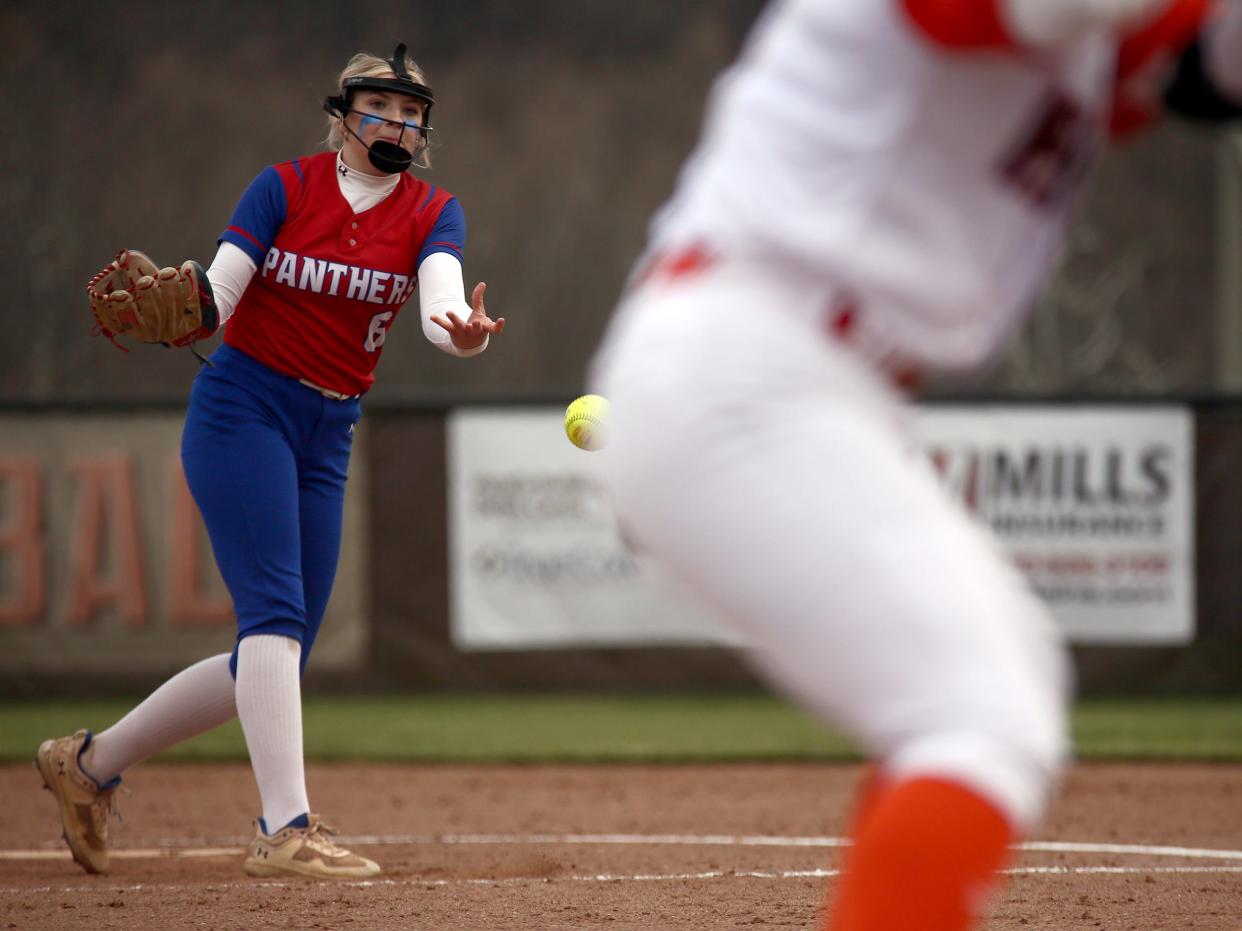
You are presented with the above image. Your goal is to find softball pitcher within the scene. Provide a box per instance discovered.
[590,2,1242,929]
[37,43,504,881]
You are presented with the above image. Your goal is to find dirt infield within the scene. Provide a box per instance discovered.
[3,761,1240,930]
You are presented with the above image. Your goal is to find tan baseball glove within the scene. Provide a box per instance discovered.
[86,249,218,350]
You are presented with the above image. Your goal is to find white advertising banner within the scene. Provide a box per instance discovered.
[912,406,1194,645]
[448,405,1195,649]
[447,409,735,650]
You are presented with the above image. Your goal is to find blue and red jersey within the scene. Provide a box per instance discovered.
[220,150,465,395]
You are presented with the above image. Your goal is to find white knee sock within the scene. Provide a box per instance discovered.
[234,634,310,833]
[79,653,237,785]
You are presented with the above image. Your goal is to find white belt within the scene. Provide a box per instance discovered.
[298,378,358,401]
[636,244,923,395]
[823,297,922,394]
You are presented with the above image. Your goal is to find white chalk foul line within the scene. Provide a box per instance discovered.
[359,834,1242,862]
[4,833,1242,862]
[7,834,1242,873]
[0,847,245,861]
[5,864,1242,897]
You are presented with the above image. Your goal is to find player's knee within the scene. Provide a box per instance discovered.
[237,616,306,643]
[886,709,1069,833]
[232,621,306,675]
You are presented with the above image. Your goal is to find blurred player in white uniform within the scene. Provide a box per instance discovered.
[590,2,1242,928]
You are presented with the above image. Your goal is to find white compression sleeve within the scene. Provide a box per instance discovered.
[1204,1,1242,102]
[205,241,258,327]
[418,251,488,357]
[1002,0,1173,45]
[78,654,237,784]
[235,634,309,833]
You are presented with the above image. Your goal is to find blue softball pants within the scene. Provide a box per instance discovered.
[181,343,360,677]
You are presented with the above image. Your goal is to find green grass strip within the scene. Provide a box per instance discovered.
[3,694,1240,764]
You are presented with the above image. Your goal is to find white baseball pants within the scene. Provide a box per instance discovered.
[590,255,1072,830]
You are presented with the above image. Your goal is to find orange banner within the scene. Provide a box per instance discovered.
[0,414,367,673]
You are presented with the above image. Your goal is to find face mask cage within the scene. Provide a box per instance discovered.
[340,107,430,149]
[321,43,437,172]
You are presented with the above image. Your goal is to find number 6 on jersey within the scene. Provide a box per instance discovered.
[364,311,395,351]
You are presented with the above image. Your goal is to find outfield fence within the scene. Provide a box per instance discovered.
[1,397,1239,696]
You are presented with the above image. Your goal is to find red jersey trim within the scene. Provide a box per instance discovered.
[899,0,1015,48]
[274,160,309,214]
[1111,0,1211,136]
[1119,0,1210,78]
[227,225,264,250]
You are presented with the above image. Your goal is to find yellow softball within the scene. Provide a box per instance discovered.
[564,394,610,451]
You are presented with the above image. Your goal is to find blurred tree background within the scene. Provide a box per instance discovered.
[2,0,1238,404]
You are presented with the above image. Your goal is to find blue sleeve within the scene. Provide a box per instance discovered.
[416,196,466,267]
[218,166,288,266]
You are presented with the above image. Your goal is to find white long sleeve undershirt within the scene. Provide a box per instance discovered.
[1002,0,1242,105]
[204,242,253,326]
[205,151,483,357]
[417,251,487,357]
[1002,0,1176,45]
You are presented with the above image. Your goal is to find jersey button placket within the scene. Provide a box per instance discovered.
[343,220,360,249]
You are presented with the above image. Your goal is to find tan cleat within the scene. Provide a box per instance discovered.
[242,814,381,880]
[35,730,122,875]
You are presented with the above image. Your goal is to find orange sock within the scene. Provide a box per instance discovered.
[826,777,1015,931]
